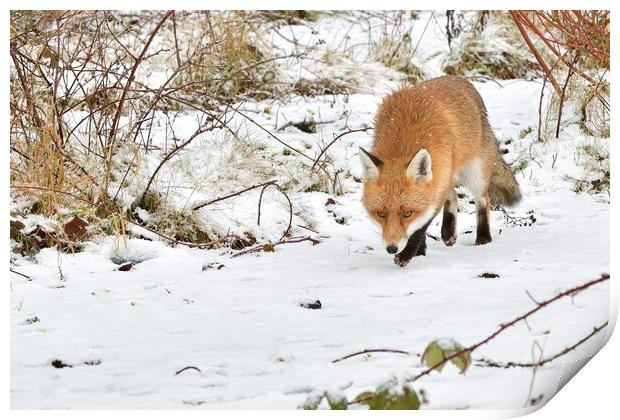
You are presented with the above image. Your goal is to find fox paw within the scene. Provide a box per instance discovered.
[393,254,411,267]
[442,236,457,247]
[475,236,492,246]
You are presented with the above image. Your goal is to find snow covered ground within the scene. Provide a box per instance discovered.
[10,12,610,410]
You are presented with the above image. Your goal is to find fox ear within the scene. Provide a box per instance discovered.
[407,148,432,183]
[359,147,382,181]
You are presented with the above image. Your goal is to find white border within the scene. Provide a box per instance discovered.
[3,2,616,419]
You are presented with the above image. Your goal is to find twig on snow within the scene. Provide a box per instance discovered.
[175,366,202,375]
[332,348,415,364]
[10,268,32,280]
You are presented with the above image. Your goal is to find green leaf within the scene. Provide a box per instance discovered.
[300,393,323,410]
[301,390,348,410]
[421,338,472,374]
[354,391,375,406]
[356,378,420,410]
[451,347,472,374]
[421,341,447,372]
[326,392,348,410]
[370,385,420,410]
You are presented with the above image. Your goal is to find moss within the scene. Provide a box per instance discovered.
[573,142,609,194]
[303,182,323,193]
[518,126,533,139]
[138,190,161,213]
[293,119,317,134]
[512,158,530,173]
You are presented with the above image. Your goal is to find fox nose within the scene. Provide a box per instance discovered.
[386,245,398,254]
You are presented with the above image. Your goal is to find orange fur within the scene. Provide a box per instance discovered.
[361,75,521,252]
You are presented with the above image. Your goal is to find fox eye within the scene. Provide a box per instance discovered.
[377,211,386,219]
[403,210,413,218]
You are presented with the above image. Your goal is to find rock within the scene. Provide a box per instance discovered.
[51,359,72,369]
[300,299,322,310]
[118,261,133,271]
[202,262,225,271]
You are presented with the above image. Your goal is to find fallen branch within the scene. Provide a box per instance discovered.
[125,219,241,250]
[231,235,319,258]
[192,180,276,211]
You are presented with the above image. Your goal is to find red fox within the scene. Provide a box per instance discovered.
[360,75,521,267]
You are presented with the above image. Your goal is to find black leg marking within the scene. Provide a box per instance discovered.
[475,199,492,246]
[441,189,458,246]
[441,201,457,246]
[394,222,430,267]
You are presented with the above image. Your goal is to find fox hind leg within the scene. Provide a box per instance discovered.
[441,188,458,246]
[475,191,492,245]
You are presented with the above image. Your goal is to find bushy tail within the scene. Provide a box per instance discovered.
[489,154,522,207]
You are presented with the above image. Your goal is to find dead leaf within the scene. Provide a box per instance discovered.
[64,216,88,240]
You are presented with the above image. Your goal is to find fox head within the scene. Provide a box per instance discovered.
[359,147,436,254]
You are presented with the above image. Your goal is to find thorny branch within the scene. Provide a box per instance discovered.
[408,274,609,383]
[475,321,608,369]
[332,318,608,369]
[330,274,611,391]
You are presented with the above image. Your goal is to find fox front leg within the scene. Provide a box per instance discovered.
[394,223,429,267]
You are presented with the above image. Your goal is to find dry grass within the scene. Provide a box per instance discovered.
[369,11,425,84]
[443,12,538,80]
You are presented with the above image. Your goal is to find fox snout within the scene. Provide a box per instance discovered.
[382,225,408,254]
[386,245,398,254]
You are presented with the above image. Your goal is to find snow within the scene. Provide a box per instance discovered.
[10,12,609,410]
